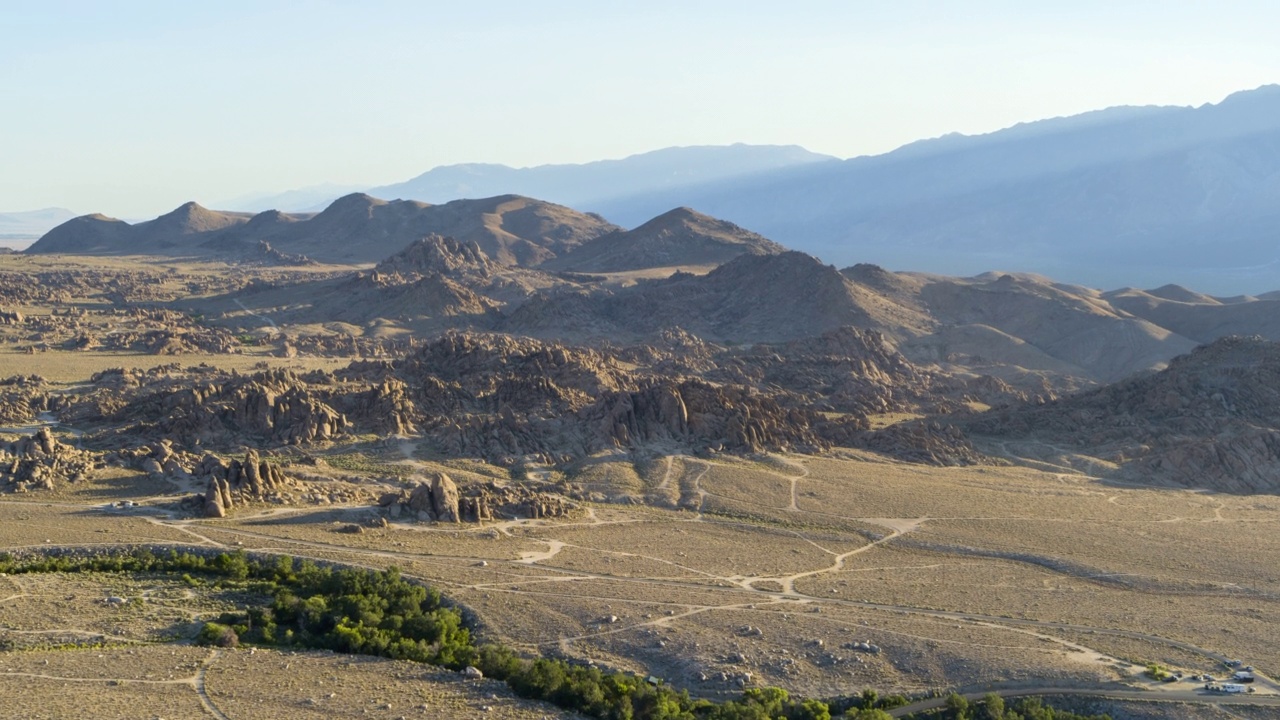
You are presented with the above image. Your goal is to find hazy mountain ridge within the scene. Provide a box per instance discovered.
[0,208,78,246]
[232,144,836,213]
[586,85,1280,294]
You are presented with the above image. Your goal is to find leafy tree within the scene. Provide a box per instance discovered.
[860,689,878,709]
[944,692,972,720]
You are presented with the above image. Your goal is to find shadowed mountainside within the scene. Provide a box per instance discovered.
[964,335,1280,492]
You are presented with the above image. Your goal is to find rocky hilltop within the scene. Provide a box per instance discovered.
[31,203,255,255]
[966,335,1280,492]
[506,251,898,344]
[543,207,786,272]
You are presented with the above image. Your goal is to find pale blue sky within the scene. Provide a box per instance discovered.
[3,0,1279,217]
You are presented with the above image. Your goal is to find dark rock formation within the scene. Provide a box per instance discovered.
[193,451,294,517]
[431,472,461,522]
[380,477,568,524]
[375,235,494,277]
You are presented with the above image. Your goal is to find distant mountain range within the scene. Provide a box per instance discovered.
[228,144,836,213]
[26,84,1280,293]
[215,87,1280,293]
[585,85,1280,295]
[0,208,76,247]
[29,183,1280,396]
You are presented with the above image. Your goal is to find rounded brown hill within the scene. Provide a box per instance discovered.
[543,206,786,272]
[28,202,254,255]
[506,251,896,343]
[27,194,617,266]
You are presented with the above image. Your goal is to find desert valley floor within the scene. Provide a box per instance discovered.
[4,439,1280,718]
[4,227,1280,719]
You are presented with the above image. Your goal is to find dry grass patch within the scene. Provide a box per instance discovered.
[0,573,255,648]
[206,648,570,719]
[0,504,199,548]
[0,349,349,384]
[698,463,794,511]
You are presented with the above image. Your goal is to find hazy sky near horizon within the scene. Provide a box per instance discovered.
[3,0,1280,218]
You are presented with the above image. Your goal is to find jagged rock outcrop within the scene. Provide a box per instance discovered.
[31,327,968,472]
[193,451,293,517]
[713,327,958,416]
[407,483,434,519]
[600,384,690,445]
[380,478,569,523]
[0,375,51,425]
[431,472,461,522]
[349,379,417,435]
[375,235,494,277]
[104,369,351,448]
[0,428,97,492]
[251,240,314,267]
[225,382,347,445]
[0,309,23,325]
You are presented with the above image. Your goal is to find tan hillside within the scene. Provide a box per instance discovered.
[506,251,916,344]
[914,273,1197,383]
[967,335,1280,492]
[1104,285,1280,344]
